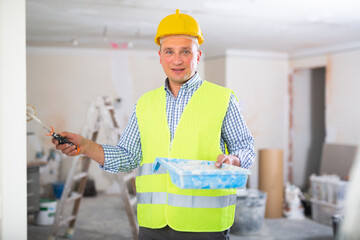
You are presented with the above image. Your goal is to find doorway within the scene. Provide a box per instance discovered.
[289,67,326,190]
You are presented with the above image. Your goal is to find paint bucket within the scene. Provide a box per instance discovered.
[35,199,57,225]
[231,189,267,236]
[53,181,64,199]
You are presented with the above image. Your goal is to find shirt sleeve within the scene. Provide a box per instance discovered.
[221,93,255,169]
[99,105,142,173]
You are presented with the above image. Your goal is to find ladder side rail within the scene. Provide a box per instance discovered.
[117,173,139,240]
[67,125,100,230]
[50,155,81,237]
[65,99,102,234]
[50,99,101,239]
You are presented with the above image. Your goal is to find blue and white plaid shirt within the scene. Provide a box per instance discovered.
[100,72,255,173]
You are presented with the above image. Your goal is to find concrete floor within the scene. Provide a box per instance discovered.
[28,194,334,240]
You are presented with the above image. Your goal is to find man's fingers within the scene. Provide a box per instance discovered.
[50,131,82,157]
[70,147,80,156]
[55,144,75,156]
[215,154,229,168]
[55,143,66,151]
[51,138,59,145]
[62,145,77,155]
[61,145,71,153]
[215,154,241,168]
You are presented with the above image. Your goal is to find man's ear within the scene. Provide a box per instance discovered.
[197,50,202,63]
[158,50,161,64]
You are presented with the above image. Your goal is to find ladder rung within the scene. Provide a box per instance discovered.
[129,196,137,207]
[73,172,88,181]
[59,215,76,226]
[66,192,82,204]
[122,173,136,183]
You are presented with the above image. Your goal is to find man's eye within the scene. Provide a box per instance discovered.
[183,50,191,54]
[165,51,173,54]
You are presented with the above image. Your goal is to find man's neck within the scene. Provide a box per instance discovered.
[167,73,197,98]
[168,80,185,98]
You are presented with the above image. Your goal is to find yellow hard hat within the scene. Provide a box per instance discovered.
[154,9,204,46]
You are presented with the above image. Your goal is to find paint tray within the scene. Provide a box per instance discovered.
[152,158,251,189]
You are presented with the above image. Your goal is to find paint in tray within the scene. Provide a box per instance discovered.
[152,158,251,189]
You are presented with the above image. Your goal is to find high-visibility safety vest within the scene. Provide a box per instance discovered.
[135,80,237,232]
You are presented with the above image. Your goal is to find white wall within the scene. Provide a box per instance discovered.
[225,50,289,188]
[129,52,166,102]
[204,57,226,86]
[290,50,360,145]
[326,51,360,144]
[0,0,27,239]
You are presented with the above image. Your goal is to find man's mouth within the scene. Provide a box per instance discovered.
[172,68,185,73]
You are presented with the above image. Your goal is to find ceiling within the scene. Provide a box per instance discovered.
[26,0,360,57]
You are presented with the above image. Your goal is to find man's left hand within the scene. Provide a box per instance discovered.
[215,154,241,168]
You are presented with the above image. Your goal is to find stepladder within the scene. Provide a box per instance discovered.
[49,96,138,240]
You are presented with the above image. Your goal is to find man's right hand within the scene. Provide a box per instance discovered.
[51,131,105,166]
[51,132,87,157]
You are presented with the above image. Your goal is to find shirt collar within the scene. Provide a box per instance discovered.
[164,72,202,94]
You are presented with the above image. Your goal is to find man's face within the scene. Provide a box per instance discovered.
[158,37,201,85]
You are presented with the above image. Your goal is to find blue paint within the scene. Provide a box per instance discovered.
[152,158,251,189]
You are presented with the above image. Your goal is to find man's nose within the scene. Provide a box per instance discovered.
[173,53,183,64]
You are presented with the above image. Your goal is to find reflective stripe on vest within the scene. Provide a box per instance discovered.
[137,192,236,208]
[137,192,167,204]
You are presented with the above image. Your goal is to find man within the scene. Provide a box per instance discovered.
[53,9,255,240]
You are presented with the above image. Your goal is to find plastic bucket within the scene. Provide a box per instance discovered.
[35,199,57,225]
[231,189,267,236]
[53,181,64,199]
